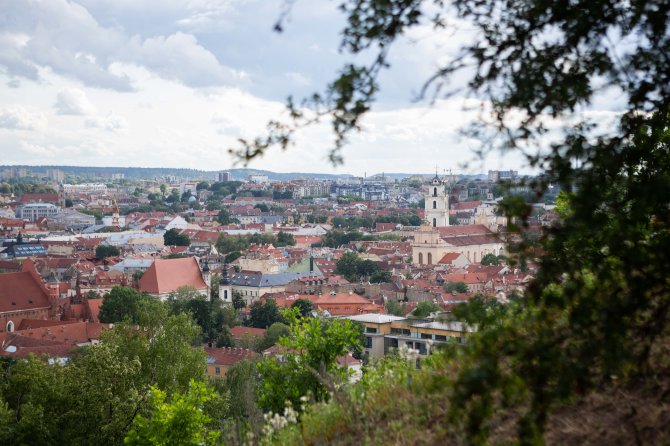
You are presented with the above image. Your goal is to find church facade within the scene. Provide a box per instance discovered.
[411,175,506,265]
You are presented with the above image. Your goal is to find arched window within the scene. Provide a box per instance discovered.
[432,200,437,209]
[223,290,228,300]
[432,218,437,227]
[418,253,423,264]
[433,187,437,196]
[6,321,14,332]
[427,253,432,265]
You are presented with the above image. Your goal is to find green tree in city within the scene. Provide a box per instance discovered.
[443,281,469,294]
[247,299,283,329]
[413,301,441,318]
[291,298,314,318]
[163,228,190,246]
[256,308,362,413]
[480,253,500,266]
[125,380,221,446]
[95,244,120,259]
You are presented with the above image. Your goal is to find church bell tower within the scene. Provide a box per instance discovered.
[424,174,449,227]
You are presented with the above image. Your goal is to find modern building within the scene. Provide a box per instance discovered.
[16,203,60,221]
[488,170,519,182]
[346,314,475,362]
[218,171,231,182]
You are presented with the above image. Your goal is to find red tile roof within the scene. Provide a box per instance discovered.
[0,262,52,314]
[203,346,258,366]
[230,326,267,339]
[138,257,207,295]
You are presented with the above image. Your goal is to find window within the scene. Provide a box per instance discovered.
[364,336,373,348]
[365,327,378,334]
[215,367,221,375]
[6,321,14,332]
[435,335,447,342]
[427,253,432,265]
[421,333,432,339]
[433,187,437,196]
[391,328,411,336]
[432,200,437,209]
[416,342,427,355]
[418,253,423,264]
[432,218,437,227]
[223,290,228,300]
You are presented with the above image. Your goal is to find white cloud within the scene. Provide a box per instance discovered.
[85,113,128,132]
[0,0,243,90]
[19,140,55,156]
[55,88,97,115]
[0,106,47,130]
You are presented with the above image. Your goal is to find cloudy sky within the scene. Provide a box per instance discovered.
[0,0,544,176]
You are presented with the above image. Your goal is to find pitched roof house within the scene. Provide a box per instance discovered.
[138,257,209,300]
[0,259,56,332]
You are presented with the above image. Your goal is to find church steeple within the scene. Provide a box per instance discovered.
[425,173,449,227]
[218,262,232,304]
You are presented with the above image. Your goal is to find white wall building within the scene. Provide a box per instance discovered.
[16,203,60,221]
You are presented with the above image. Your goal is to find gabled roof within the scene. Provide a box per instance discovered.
[138,257,207,295]
[0,261,52,313]
[204,346,257,366]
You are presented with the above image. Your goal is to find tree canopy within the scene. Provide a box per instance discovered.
[226,0,670,443]
[163,228,190,246]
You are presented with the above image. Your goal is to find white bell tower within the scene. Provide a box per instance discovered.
[425,174,449,227]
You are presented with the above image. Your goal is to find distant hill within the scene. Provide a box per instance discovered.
[0,165,488,182]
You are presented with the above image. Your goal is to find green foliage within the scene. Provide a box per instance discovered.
[275,231,296,247]
[413,301,441,318]
[254,203,270,213]
[98,286,159,324]
[369,269,392,283]
[0,309,206,445]
[443,281,469,294]
[215,326,234,348]
[553,191,574,218]
[257,322,290,352]
[248,298,283,329]
[215,232,278,254]
[291,298,314,317]
[231,290,246,310]
[480,253,500,266]
[256,309,362,413]
[335,251,381,282]
[221,360,261,421]
[163,228,190,246]
[95,244,120,259]
[385,300,407,316]
[124,380,221,446]
[216,208,233,225]
[167,286,225,342]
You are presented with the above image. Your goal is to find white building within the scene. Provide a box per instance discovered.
[425,175,449,228]
[16,203,60,221]
[62,183,108,195]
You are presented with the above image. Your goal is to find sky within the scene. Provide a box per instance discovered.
[0,0,597,176]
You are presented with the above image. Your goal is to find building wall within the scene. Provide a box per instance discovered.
[0,307,51,332]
